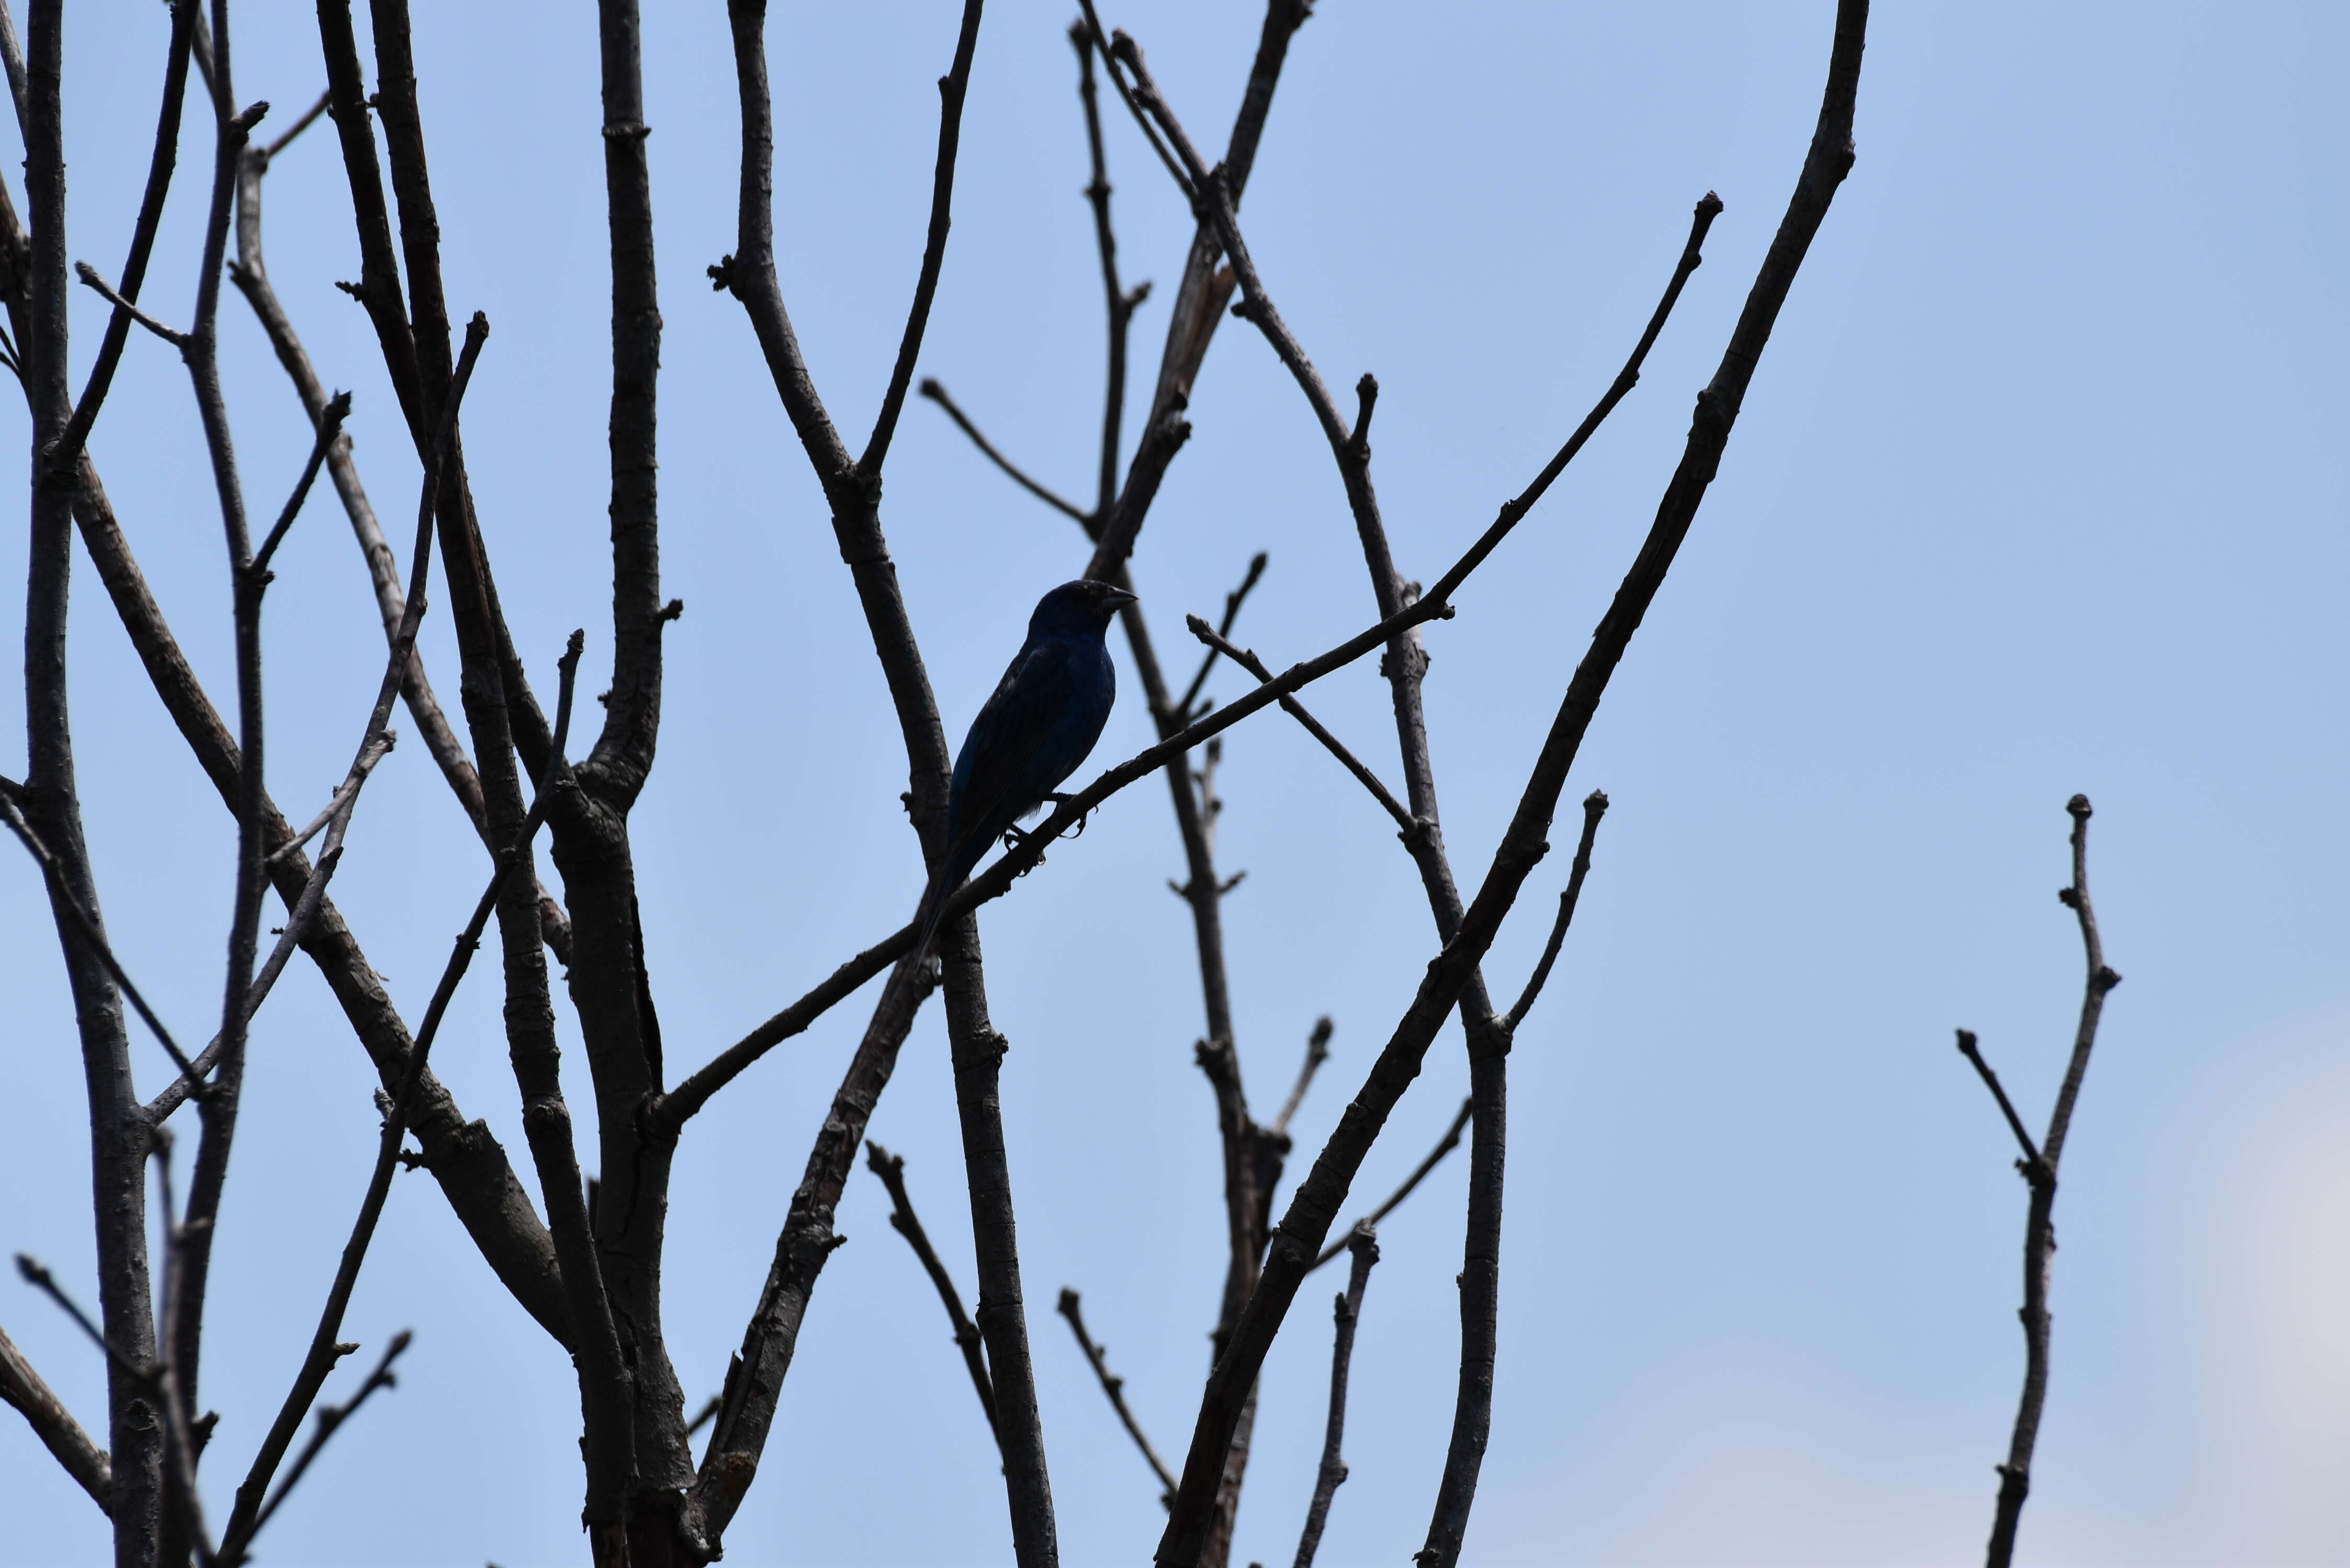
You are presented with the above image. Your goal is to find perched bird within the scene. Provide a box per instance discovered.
[913,578,1137,958]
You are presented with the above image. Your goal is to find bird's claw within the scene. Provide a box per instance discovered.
[1043,793,1091,839]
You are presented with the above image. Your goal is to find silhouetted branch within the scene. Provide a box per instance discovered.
[1,782,209,1095]
[246,1330,410,1543]
[260,87,328,159]
[1173,551,1266,724]
[1501,790,1608,1033]
[1294,1224,1378,1568]
[12,1256,134,1376]
[858,0,986,478]
[692,9,1048,1559]
[71,261,186,346]
[0,1318,111,1510]
[1073,1,1191,205]
[1954,1031,2044,1174]
[1309,1099,1470,1273]
[264,732,391,868]
[935,935,1058,1562]
[1071,21,1147,521]
[1975,794,2124,1568]
[1269,1016,1333,1138]
[864,1142,1000,1447]
[920,377,1092,525]
[217,630,584,1568]
[1155,3,1871,1554]
[45,0,195,477]
[1185,621,1408,830]
[250,388,348,577]
[227,88,571,962]
[1057,1288,1177,1507]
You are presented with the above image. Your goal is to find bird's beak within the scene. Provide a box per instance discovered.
[1104,587,1138,612]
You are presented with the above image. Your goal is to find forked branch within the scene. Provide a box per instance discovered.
[1970,794,2123,1568]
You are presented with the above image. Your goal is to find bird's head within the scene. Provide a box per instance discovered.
[1029,578,1138,638]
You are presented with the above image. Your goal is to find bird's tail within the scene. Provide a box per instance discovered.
[911,835,983,963]
[910,864,954,965]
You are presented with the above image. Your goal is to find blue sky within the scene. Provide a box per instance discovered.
[5,2,2346,1563]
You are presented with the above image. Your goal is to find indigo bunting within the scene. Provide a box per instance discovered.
[914,578,1136,957]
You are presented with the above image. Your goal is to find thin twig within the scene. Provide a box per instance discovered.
[1,785,209,1097]
[1073,1,1192,205]
[1173,551,1266,725]
[1071,20,1146,522]
[264,732,393,868]
[250,388,350,577]
[247,1331,410,1541]
[1309,1099,1471,1273]
[1954,1031,2044,1174]
[0,1319,112,1510]
[260,87,329,160]
[215,629,583,1568]
[857,0,986,477]
[146,842,346,1125]
[1153,3,1868,1544]
[45,0,197,480]
[71,260,186,346]
[228,76,572,964]
[12,1256,136,1377]
[1501,790,1608,1032]
[1057,1289,1177,1507]
[1268,1016,1333,1139]
[1977,794,2123,1568]
[919,377,1092,525]
[1294,1224,1378,1568]
[1186,620,1409,830]
[864,1142,1000,1447]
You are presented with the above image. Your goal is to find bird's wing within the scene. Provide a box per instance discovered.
[946,638,1079,863]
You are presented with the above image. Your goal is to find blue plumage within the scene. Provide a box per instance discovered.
[914,578,1135,957]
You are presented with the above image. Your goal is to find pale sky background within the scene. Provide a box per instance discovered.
[4,3,2347,1564]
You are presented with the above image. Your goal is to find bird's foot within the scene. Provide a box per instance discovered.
[1042,792,1091,839]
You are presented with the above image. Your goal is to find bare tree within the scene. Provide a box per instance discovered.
[1,3,1887,1564]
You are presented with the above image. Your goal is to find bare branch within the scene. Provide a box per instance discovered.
[1073,2,1193,205]
[12,1256,135,1376]
[935,934,1059,1561]
[1954,1030,2044,1175]
[246,1331,410,1543]
[1,782,209,1096]
[263,732,392,869]
[1268,1016,1333,1139]
[863,1142,999,1447]
[1056,1288,1177,1507]
[920,377,1092,525]
[45,0,197,480]
[71,260,186,347]
[1308,1099,1469,1274]
[250,387,349,577]
[1156,4,1873,1552]
[228,88,571,963]
[260,87,328,160]
[858,0,986,478]
[1501,790,1608,1032]
[1978,795,2124,1568]
[1295,1225,1378,1568]
[1173,550,1266,724]
[217,631,585,1568]
[1185,620,1408,831]
[0,1318,111,1511]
